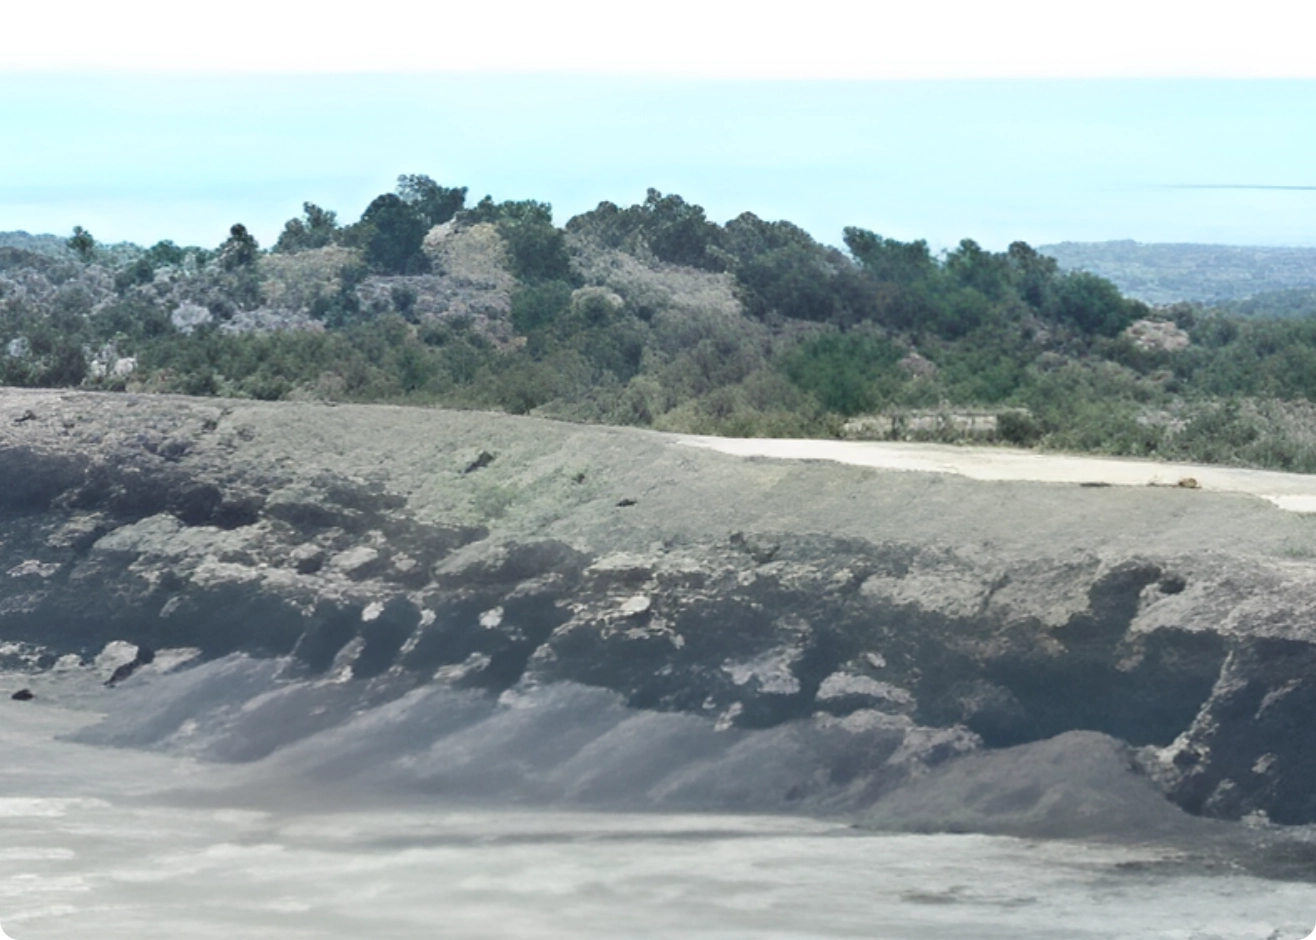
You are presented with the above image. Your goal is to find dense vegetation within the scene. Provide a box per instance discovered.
[6,177,1316,471]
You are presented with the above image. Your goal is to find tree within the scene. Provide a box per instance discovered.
[355,194,429,275]
[397,175,466,227]
[944,239,1011,301]
[457,195,501,226]
[220,224,259,270]
[633,189,723,270]
[114,240,188,291]
[41,337,88,386]
[1006,241,1059,310]
[843,228,936,286]
[721,213,816,264]
[1050,271,1141,337]
[563,201,628,247]
[273,203,340,253]
[565,189,723,270]
[736,243,842,322]
[494,202,574,284]
[67,226,95,262]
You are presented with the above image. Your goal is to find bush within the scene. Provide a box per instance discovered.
[511,281,573,335]
[997,409,1041,446]
[499,215,573,284]
[781,332,904,416]
[1049,271,1141,337]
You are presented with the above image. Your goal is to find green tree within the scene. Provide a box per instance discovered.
[1050,271,1142,337]
[944,239,1011,301]
[736,244,842,322]
[41,337,89,386]
[115,240,190,292]
[67,226,95,262]
[843,228,936,285]
[566,189,723,270]
[353,194,429,275]
[396,175,466,227]
[632,189,723,270]
[220,224,260,270]
[510,281,573,334]
[495,202,574,284]
[1005,241,1059,310]
[720,213,816,264]
[273,203,340,253]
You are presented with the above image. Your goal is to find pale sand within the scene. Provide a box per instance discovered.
[676,436,1316,513]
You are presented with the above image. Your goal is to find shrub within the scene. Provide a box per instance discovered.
[511,281,573,335]
[781,332,905,416]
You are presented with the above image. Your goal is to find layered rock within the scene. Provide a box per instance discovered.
[3,389,1316,828]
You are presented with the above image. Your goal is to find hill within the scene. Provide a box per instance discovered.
[1040,240,1316,304]
[8,177,1316,474]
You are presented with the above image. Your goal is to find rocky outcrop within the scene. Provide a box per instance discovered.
[4,389,1316,829]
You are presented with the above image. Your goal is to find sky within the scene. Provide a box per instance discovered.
[1,1,1314,250]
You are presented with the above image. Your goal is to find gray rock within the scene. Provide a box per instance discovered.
[3,389,1316,833]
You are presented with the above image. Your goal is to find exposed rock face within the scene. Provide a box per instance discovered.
[3,389,1316,828]
[1123,318,1191,352]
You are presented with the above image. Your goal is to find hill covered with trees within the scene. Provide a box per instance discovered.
[7,176,1316,472]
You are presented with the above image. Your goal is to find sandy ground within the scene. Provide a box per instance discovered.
[677,436,1316,513]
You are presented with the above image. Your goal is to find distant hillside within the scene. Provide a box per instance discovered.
[1214,288,1316,320]
[1039,240,1316,306]
[0,231,72,259]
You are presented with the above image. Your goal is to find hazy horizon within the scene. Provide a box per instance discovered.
[3,76,1314,253]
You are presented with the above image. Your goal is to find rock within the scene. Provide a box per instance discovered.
[327,545,384,579]
[169,301,212,335]
[1124,318,1190,353]
[10,688,34,701]
[4,390,1316,830]
[106,644,156,687]
[862,731,1207,841]
[729,531,778,564]
[290,543,326,574]
[897,351,937,377]
[464,451,495,474]
[618,595,651,617]
[816,672,914,715]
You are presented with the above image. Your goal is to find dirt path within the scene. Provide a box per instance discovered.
[676,436,1316,512]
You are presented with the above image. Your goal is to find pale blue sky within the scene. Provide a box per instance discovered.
[3,75,1314,252]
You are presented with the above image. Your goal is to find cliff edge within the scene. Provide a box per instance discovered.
[3,389,1316,841]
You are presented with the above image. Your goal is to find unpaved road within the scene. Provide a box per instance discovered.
[677,435,1316,513]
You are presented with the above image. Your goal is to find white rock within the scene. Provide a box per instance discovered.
[328,545,379,575]
[619,595,651,616]
[94,641,139,679]
[170,302,213,335]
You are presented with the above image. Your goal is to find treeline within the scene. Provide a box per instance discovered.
[7,176,1316,471]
